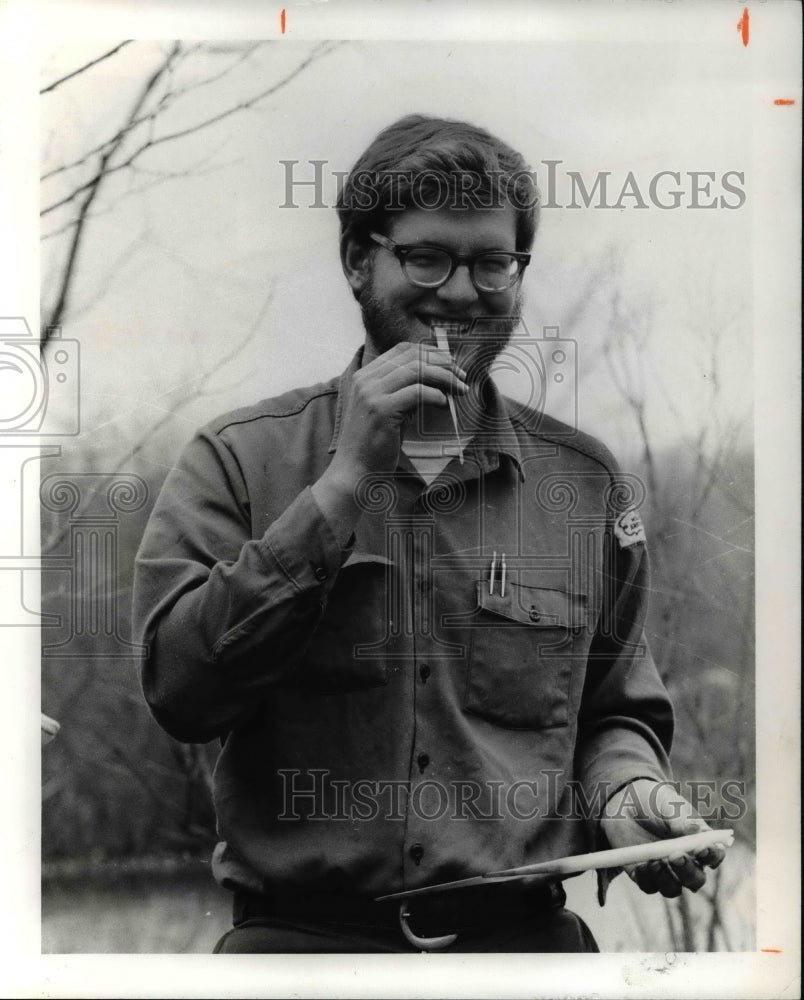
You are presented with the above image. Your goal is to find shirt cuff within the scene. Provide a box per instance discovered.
[594,775,665,906]
[261,486,349,595]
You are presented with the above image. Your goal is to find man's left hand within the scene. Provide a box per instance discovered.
[599,779,727,897]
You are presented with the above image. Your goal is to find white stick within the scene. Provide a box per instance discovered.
[431,323,463,464]
[376,830,733,902]
[485,828,734,879]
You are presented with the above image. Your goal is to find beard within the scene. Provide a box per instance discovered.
[358,275,523,384]
[358,278,412,358]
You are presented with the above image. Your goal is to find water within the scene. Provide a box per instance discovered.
[42,848,756,953]
[43,871,232,954]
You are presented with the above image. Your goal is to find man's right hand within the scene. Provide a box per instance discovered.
[311,342,468,544]
[332,341,468,478]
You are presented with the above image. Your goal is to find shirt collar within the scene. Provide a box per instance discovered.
[465,377,526,482]
[329,346,525,482]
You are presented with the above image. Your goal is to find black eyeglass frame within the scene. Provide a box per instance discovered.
[368,231,531,293]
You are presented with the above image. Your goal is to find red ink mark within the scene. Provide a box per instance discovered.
[737,8,749,47]
[281,8,286,34]
[761,948,782,953]
[773,99,795,106]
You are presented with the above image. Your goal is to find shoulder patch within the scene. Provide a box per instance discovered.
[614,507,647,548]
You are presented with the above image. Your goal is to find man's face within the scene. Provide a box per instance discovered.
[358,204,524,379]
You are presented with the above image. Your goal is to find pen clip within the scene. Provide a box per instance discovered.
[489,551,497,595]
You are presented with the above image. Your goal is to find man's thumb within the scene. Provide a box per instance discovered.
[651,785,709,834]
[665,812,707,837]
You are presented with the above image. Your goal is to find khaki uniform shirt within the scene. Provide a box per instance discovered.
[134,350,672,898]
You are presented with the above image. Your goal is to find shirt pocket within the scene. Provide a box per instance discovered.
[291,551,393,693]
[464,581,590,730]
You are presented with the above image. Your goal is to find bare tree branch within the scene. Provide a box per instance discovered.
[43,43,183,335]
[41,42,264,184]
[41,40,344,336]
[41,284,274,556]
[42,41,341,218]
[40,41,134,95]
[43,142,232,243]
[131,40,341,150]
[601,279,660,502]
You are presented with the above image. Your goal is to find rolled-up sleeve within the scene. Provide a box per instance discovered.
[133,428,345,743]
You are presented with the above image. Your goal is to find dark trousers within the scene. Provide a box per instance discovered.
[213,886,599,953]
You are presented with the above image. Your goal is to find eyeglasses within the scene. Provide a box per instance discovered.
[369,232,530,293]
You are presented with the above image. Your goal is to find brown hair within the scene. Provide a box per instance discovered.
[336,115,540,253]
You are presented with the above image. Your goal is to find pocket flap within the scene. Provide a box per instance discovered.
[476,581,587,628]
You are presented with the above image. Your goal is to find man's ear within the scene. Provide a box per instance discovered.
[340,232,373,299]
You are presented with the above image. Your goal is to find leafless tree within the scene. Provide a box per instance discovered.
[40,39,342,335]
[40,39,344,862]
[589,250,754,951]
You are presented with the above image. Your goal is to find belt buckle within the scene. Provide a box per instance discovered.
[398,901,458,952]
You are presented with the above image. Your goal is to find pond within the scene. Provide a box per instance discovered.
[42,849,756,954]
[43,870,232,954]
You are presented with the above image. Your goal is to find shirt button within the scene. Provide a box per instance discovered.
[417,752,430,773]
[419,664,430,682]
[409,843,424,865]
[529,606,541,622]
[313,566,328,582]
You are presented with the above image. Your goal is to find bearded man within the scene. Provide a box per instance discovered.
[133,115,724,953]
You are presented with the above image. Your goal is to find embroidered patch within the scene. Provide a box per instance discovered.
[614,507,647,547]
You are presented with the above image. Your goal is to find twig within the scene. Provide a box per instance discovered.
[40,41,134,95]
[43,43,183,333]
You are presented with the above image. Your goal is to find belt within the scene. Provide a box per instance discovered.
[233,881,566,946]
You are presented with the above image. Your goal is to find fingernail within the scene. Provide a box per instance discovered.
[670,855,685,868]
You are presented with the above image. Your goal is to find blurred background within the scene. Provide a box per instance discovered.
[38,33,755,953]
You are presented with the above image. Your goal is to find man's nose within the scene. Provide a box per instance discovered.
[435,264,479,307]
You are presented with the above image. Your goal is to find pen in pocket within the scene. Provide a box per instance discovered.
[488,551,506,596]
